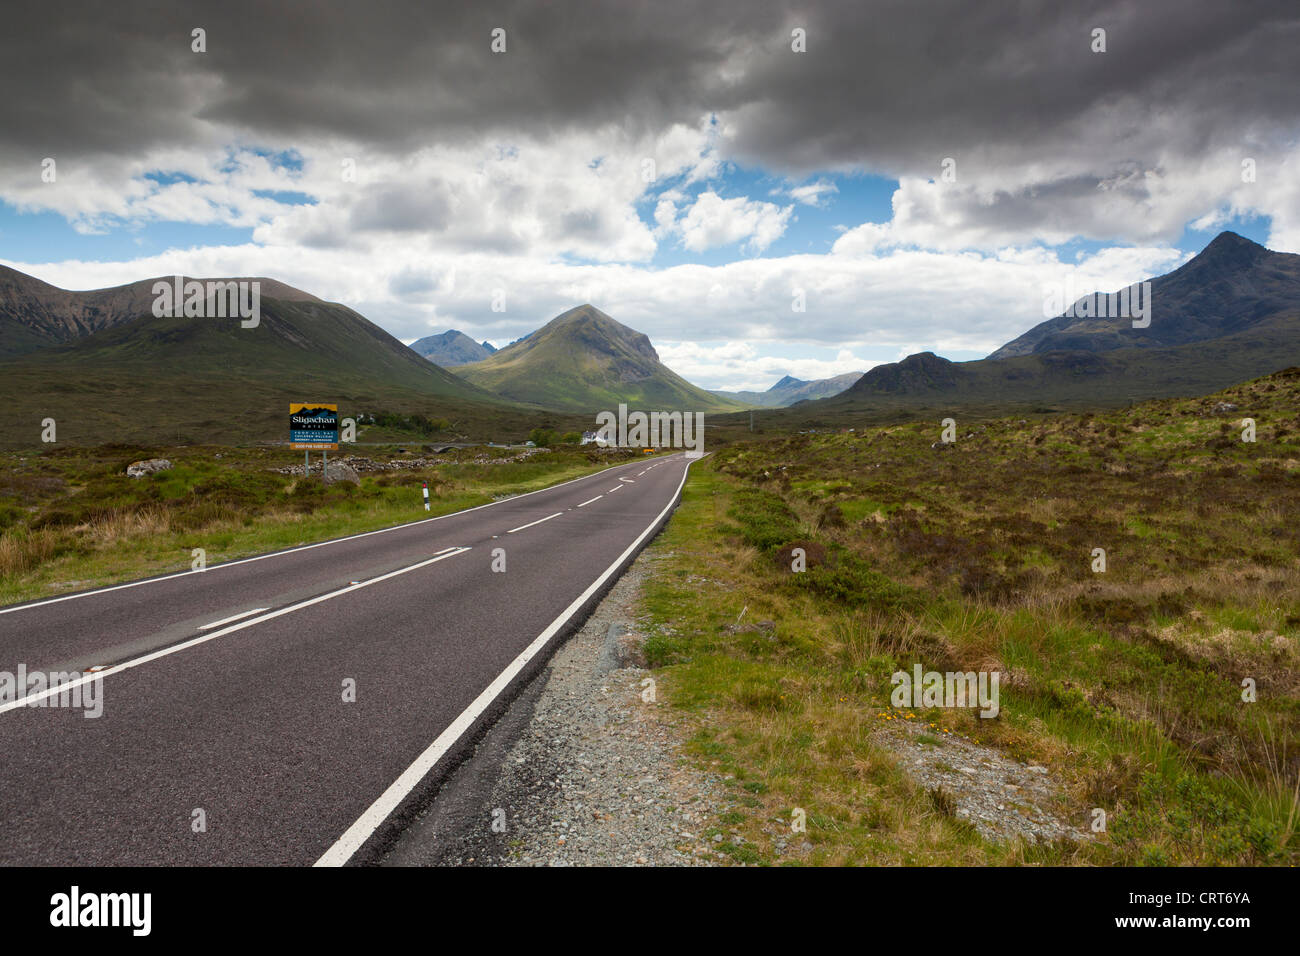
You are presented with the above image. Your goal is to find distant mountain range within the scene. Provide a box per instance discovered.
[712,371,863,407]
[807,231,1300,416]
[452,304,748,413]
[409,329,497,366]
[4,229,1294,444]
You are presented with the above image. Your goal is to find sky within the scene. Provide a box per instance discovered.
[0,1,1296,391]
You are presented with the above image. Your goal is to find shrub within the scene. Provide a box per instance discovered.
[726,488,801,552]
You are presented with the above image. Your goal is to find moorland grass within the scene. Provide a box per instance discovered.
[0,442,647,606]
[636,369,1299,865]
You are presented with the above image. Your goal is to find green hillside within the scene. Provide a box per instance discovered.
[0,296,537,447]
[454,304,749,414]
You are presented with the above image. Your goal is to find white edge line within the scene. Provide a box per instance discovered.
[315,455,697,866]
[505,511,563,534]
[0,456,653,616]
[576,495,603,508]
[198,607,270,631]
[0,548,472,716]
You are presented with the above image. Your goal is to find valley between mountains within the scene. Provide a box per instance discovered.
[0,228,1296,867]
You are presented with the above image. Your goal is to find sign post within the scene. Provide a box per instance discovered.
[290,404,340,478]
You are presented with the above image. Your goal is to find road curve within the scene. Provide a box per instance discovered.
[0,453,696,865]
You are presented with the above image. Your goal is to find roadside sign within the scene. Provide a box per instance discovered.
[290,403,339,450]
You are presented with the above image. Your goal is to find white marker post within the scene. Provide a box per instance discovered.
[422,482,430,511]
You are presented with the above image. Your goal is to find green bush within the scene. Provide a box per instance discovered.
[793,550,920,612]
[726,488,801,552]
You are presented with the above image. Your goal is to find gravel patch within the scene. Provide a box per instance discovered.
[876,718,1090,844]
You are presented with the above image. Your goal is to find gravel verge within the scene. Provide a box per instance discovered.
[381,550,731,866]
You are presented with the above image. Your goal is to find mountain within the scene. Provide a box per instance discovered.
[777,231,1300,419]
[713,371,864,407]
[0,265,320,358]
[453,304,748,413]
[409,329,497,366]
[822,323,1300,417]
[990,231,1300,359]
[0,268,528,446]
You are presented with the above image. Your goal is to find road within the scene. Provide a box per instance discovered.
[0,452,695,865]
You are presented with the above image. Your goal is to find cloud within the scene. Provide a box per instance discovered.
[0,0,1295,378]
[656,341,874,391]
[2,0,1294,253]
[676,191,793,254]
[786,180,838,207]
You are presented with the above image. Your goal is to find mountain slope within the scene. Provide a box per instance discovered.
[409,329,497,366]
[714,371,864,407]
[0,292,522,446]
[818,307,1300,415]
[990,231,1300,359]
[0,266,320,358]
[454,304,747,413]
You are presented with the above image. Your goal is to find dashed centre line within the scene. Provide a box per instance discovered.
[505,512,564,534]
[0,547,473,716]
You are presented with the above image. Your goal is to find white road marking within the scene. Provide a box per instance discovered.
[576,495,603,508]
[607,485,621,493]
[0,456,653,616]
[619,477,635,483]
[315,456,699,867]
[198,608,270,631]
[505,512,563,534]
[0,548,472,716]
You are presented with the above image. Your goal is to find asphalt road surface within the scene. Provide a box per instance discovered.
[0,452,696,865]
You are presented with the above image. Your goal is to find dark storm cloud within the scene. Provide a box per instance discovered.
[721,1,1300,174]
[0,0,758,158]
[1,0,1296,181]
[349,182,454,232]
